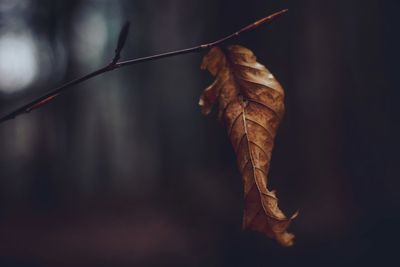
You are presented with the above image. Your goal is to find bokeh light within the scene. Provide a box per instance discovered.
[0,32,38,93]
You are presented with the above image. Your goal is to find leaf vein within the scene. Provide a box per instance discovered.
[245,118,273,138]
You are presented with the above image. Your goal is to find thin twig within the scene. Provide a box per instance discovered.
[0,9,287,124]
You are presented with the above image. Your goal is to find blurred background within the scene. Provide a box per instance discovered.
[0,0,399,266]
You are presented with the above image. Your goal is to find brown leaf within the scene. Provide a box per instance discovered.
[199,45,297,246]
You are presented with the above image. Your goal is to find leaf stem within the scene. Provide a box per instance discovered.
[0,9,287,124]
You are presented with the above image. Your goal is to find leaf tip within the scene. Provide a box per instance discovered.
[291,210,299,220]
[277,232,295,247]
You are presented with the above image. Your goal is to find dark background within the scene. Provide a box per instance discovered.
[0,0,399,266]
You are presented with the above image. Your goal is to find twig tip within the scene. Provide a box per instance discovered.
[113,21,131,63]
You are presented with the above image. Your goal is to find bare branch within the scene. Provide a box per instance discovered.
[0,9,288,124]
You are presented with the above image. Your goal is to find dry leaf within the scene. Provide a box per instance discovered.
[199,45,297,246]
